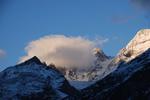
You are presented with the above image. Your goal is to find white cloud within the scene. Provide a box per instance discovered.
[20,35,108,69]
[0,49,6,58]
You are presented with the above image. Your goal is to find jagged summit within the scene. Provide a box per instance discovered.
[18,56,43,66]
[94,48,109,61]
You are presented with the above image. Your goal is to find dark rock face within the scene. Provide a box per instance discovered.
[105,63,150,100]
[0,56,79,100]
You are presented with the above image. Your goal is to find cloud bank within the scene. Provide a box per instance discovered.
[20,35,108,69]
[111,15,135,24]
[0,49,6,58]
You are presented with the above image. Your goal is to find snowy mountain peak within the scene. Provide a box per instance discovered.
[115,29,150,64]
[106,29,150,75]
[93,48,102,54]
[125,29,150,57]
[94,48,109,61]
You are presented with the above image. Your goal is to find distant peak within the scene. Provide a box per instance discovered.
[93,48,103,54]
[93,48,109,61]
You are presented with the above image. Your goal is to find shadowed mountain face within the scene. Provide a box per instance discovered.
[0,56,79,100]
[81,48,150,100]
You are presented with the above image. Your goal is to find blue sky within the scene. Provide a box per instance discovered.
[0,0,148,70]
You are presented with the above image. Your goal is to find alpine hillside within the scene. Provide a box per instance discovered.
[0,56,79,100]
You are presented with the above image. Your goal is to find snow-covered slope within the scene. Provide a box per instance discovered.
[117,29,150,62]
[0,56,79,100]
[108,29,150,71]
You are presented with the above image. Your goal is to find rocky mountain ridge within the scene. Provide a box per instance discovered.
[0,56,79,100]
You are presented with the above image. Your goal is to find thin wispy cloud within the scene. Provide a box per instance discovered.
[111,15,135,24]
[20,35,108,69]
[0,49,6,58]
